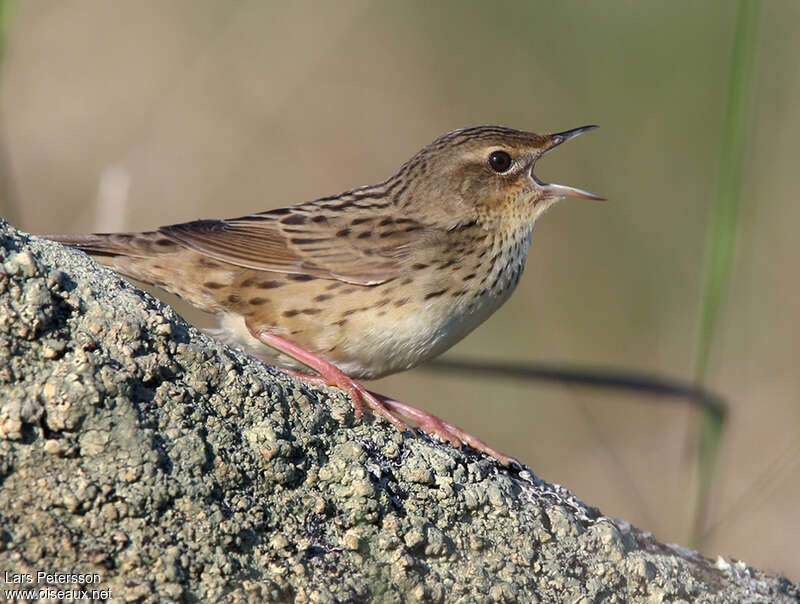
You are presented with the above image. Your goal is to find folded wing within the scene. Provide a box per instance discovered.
[160,208,428,286]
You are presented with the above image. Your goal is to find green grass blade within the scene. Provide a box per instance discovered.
[690,0,761,548]
[695,0,761,379]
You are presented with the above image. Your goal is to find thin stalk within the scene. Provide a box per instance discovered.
[690,0,761,548]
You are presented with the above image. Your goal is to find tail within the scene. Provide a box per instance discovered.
[42,231,185,289]
[42,230,230,313]
[43,231,179,259]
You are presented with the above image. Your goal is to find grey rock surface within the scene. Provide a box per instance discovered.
[0,219,797,603]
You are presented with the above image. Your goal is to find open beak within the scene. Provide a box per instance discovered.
[532,125,605,201]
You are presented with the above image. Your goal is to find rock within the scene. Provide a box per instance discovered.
[0,219,797,603]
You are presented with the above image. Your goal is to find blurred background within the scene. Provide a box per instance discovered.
[1,0,798,581]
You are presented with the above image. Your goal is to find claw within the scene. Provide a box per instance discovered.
[373,393,518,466]
[252,330,515,465]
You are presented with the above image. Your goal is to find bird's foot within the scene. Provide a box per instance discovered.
[284,368,409,432]
[371,392,517,466]
[250,330,406,431]
[249,330,516,466]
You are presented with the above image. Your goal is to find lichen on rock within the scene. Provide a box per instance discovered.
[0,219,797,602]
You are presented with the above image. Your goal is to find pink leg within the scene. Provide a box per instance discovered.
[250,330,407,431]
[250,329,516,466]
[372,392,517,466]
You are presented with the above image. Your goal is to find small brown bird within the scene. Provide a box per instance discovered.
[46,125,602,465]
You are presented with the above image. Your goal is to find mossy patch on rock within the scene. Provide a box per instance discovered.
[0,220,797,603]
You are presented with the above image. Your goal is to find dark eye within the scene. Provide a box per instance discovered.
[488,150,512,173]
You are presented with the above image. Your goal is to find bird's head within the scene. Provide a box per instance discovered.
[395,124,604,227]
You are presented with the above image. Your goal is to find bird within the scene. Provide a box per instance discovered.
[45,125,603,465]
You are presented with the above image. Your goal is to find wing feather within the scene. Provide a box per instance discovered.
[159,207,429,285]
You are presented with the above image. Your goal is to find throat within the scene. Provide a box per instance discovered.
[486,227,533,298]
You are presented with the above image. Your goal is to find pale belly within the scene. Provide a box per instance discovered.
[215,285,513,379]
[215,230,532,380]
